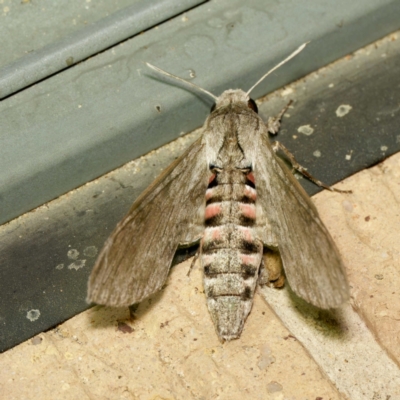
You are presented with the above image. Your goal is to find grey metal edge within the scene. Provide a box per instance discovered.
[0,0,206,100]
[1,0,400,226]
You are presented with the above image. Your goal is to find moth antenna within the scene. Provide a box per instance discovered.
[246,42,309,97]
[146,62,218,102]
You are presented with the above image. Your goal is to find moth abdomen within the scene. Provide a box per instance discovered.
[201,168,263,340]
[205,184,256,205]
[241,263,258,280]
[204,272,252,297]
[203,249,259,276]
[204,202,257,227]
[204,171,257,228]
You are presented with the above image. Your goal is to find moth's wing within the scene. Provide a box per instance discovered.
[242,124,349,309]
[88,137,209,307]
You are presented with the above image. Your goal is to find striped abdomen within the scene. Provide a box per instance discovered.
[200,168,263,341]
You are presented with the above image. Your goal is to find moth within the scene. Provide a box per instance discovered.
[87,43,349,341]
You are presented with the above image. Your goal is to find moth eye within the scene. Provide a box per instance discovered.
[247,99,258,113]
[210,103,217,113]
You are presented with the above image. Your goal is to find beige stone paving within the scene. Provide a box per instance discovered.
[0,257,343,399]
[316,154,400,367]
[260,154,400,399]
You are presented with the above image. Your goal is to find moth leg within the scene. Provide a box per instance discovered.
[259,248,285,288]
[267,100,293,134]
[271,141,352,194]
[186,251,200,277]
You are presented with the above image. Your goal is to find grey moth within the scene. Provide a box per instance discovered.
[87,44,349,341]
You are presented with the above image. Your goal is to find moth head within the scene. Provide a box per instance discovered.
[211,89,258,113]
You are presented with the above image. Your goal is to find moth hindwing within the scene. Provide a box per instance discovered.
[87,44,349,341]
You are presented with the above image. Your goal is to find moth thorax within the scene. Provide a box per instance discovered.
[211,168,250,186]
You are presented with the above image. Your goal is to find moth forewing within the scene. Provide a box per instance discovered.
[88,43,349,341]
[87,138,210,307]
[254,135,349,309]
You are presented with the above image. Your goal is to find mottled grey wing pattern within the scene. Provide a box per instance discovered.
[241,116,349,309]
[88,138,208,307]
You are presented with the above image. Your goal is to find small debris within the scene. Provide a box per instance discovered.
[68,260,86,270]
[313,150,321,157]
[117,322,134,334]
[297,125,314,136]
[31,336,43,345]
[83,246,98,257]
[267,381,283,393]
[27,309,41,322]
[67,249,79,260]
[336,104,352,117]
